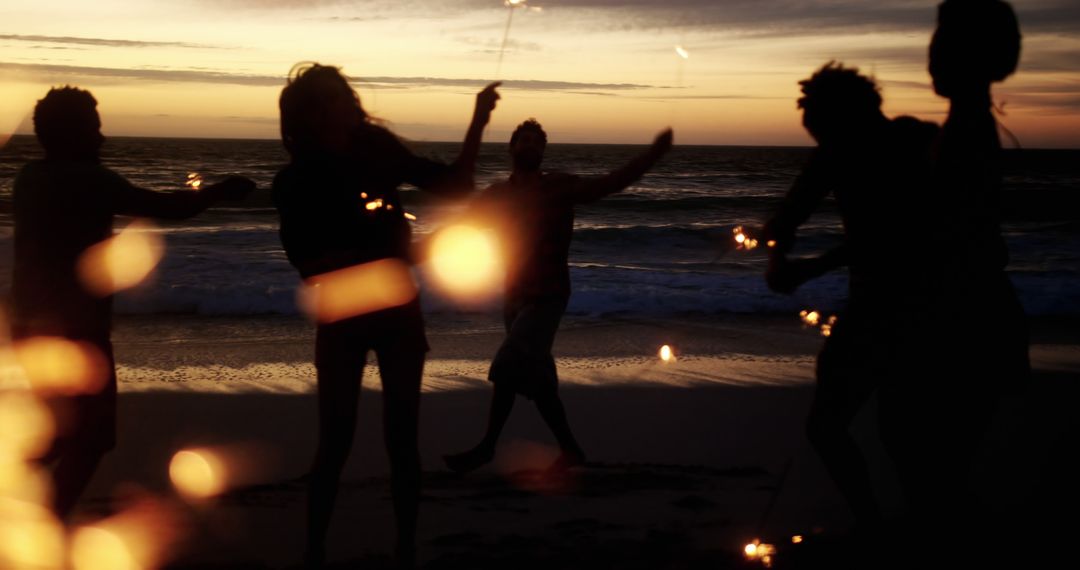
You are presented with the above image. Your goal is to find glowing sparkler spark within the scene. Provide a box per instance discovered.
[767,240,777,248]
[792,535,804,544]
[169,449,228,500]
[428,225,501,298]
[733,226,760,250]
[495,0,541,78]
[659,345,674,362]
[404,212,417,221]
[184,172,202,190]
[77,219,165,297]
[674,45,690,59]
[365,198,385,211]
[743,540,777,567]
[799,310,821,327]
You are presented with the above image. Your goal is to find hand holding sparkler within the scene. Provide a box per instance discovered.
[649,128,675,158]
[472,82,502,127]
[765,245,848,295]
[202,175,256,201]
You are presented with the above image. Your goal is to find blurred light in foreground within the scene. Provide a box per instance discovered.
[0,461,52,507]
[659,345,674,362]
[298,259,418,324]
[70,498,183,570]
[169,449,227,500]
[184,172,202,190]
[743,539,776,567]
[365,198,384,211]
[792,535,804,544]
[78,220,165,297]
[767,240,777,248]
[0,391,55,461]
[404,212,418,221]
[675,45,690,59]
[10,337,108,396]
[0,501,65,569]
[427,225,501,298]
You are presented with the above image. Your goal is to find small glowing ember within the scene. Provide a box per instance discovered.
[184,173,202,190]
[659,345,674,362]
[674,45,690,59]
[792,535,804,544]
[743,539,777,567]
[365,198,385,211]
[404,212,418,221]
[732,226,759,250]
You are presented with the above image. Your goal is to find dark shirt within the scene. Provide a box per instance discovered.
[273,125,463,279]
[11,159,213,335]
[467,172,601,301]
[767,117,941,297]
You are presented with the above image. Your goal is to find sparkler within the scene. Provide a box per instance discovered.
[184,172,203,190]
[800,311,837,337]
[743,540,777,567]
[495,0,540,79]
[659,344,675,362]
[733,226,760,250]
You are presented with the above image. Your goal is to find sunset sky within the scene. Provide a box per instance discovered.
[1,0,1078,147]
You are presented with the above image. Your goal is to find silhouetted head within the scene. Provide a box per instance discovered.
[797,63,885,147]
[279,63,368,158]
[33,86,104,160]
[929,0,1021,99]
[509,118,547,173]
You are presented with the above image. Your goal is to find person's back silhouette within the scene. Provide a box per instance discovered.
[763,63,940,534]
[272,64,499,569]
[10,86,253,519]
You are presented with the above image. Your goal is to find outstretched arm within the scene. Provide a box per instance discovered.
[407,82,501,199]
[569,129,673,204]
[110,174,255,220]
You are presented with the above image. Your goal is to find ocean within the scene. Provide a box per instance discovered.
[1,135,1078,318]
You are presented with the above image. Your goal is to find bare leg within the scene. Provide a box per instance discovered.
[535,391,585,471]
[444,381,515,473]
[305,331,364,568]
[376,344,424,569]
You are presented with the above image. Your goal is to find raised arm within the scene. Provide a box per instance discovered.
[405,82,501,199]
[109,172,255,220]
[569,129,673,204]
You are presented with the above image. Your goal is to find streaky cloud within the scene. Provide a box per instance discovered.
[0,33,220,49]
[0,61,655,91]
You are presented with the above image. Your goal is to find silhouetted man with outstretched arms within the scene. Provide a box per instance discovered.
[10,87,253,518]
[442,119,673,474]
[763,63,940,535]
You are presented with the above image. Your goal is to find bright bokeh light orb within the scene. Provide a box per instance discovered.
[169,449,227,500]
[659,345,674,362]
[428,225,501,297]
[11,337,108,395]
[70,526,136,570]
[78,220,164,297]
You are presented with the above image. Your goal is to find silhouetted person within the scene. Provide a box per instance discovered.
[10,87,253,519]
[442,119,673,474]
[272,64,499,568]
[871,0,1030,556]
[763,63,940,532]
